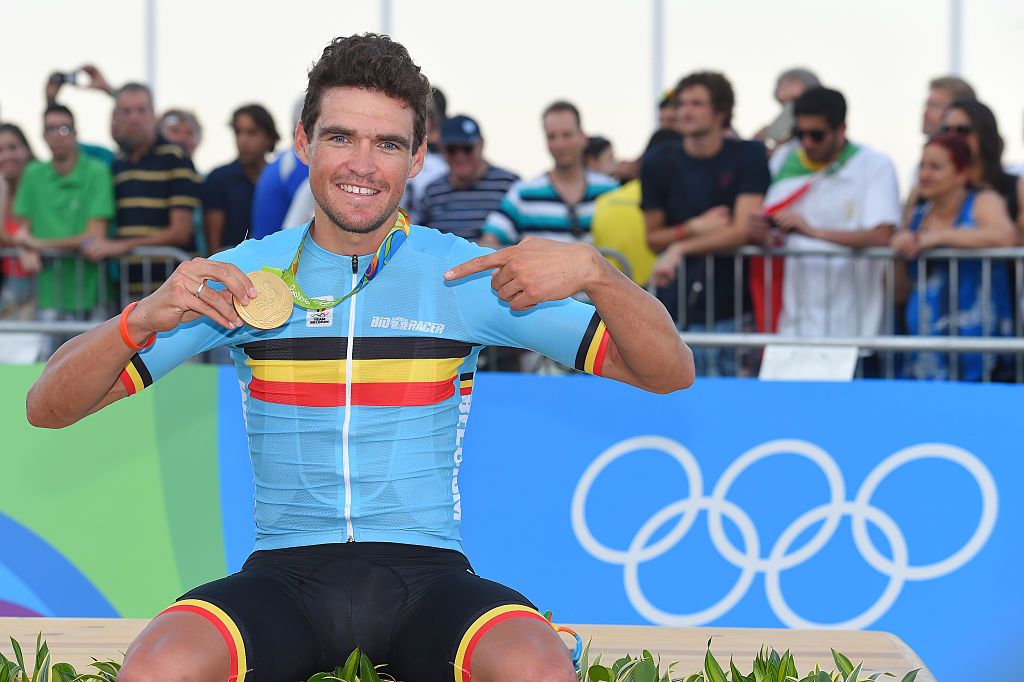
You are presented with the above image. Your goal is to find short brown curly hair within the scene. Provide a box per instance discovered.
[301,33,432,149]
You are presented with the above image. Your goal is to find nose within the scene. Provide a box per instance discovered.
[347,139,376,177]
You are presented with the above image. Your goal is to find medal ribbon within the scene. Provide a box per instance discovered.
[263,209,411,311]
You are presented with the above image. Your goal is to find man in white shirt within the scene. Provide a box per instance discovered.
[749,87,901,340]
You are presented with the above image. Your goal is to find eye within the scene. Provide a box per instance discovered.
[331,135,350,144]
[380,141,398,151]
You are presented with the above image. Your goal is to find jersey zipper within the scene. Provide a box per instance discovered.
[342,254,359,542]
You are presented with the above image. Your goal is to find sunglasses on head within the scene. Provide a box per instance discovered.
[939,124,974,136]
[444,144,474,155]
[791,128,828,143]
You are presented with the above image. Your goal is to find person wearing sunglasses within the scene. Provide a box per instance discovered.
[418,114,519,243]
[9,104,114,352]
[750,87,900,359]
[938,99,1024,243]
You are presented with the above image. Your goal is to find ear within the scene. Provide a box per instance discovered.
[407,137,427,180]
[295,122,311,166]
[837,123,847,138]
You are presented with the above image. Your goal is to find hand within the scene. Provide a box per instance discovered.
[650,242,686,288]
[916,229,946,252]
[129,258,257,336]
[444,237,604,311]
[45,73,63,105]
[687,205,731,236]
[79,64,114,95]
[81,238,131,261]
[890,230,920,259]
[11,226,38,250]
[772,210,814,236]
[17,248,42,274]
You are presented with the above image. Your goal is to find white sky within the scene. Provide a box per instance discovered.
[4,0,1024,195]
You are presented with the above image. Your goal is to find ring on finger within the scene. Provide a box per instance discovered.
[194,279,208,298]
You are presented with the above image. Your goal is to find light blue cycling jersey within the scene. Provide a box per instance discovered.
[119,222,611,553]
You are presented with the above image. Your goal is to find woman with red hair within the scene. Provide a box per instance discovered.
[892,133,1016,380]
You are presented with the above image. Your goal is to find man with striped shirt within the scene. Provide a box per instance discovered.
[82,83,201,296]
[419,115,518,242]
[482,101,617,246]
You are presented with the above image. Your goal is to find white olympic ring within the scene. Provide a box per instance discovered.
[570,436,998,629]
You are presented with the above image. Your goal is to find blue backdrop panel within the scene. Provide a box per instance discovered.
[455,374,1020,682]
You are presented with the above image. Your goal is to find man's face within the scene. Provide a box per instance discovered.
[443,139,484,185]
[43,112,76,160]
[162,118,200,157]
[112,90,156,150]
[297,86,424,235]
[923,87,953,136]
[793,114,843,164]
[543,110,587,170]
[234,113,273,166]
[677,85,720,136]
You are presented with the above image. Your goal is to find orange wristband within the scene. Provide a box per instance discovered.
[674,225,686,241]
[119,301,155,351]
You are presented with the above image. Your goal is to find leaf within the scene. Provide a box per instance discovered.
[831,650,853,679]
[51,665,78,682]
[588,664,613,682]
[358,653,381,682]
[704,647,727,682]
[843,663,862,682]
[10,638,26,675]
[730,657,749,682]
[37,652,52,682]
[340,649,360,681]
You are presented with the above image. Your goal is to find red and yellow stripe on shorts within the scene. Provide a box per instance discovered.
[452,604,547,681]
[161,599,249,681]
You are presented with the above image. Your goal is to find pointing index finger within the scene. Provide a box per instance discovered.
[444,248,513,281]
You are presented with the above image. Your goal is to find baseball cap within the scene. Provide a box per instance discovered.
[441,115,482,145]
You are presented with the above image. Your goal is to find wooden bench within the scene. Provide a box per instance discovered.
[0,618,933,680]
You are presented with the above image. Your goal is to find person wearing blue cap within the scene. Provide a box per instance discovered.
[418,114,519,242]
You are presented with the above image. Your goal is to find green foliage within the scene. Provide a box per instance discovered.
[1,634,920,682]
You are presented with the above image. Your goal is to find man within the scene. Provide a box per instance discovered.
[205,104,280,252]
[27,33,693,682]
[12,104,114,318]
[81,83,202,297]
[757,67,821,175]
[645,71,770,376]
[419,114,519,242]
[482,101,618,246]
[749,87,901,347]
[158,110,203,159]
[251,97,311,239]
[401,86,449,223]
[922,76,976,138]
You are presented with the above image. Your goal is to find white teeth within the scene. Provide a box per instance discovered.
[340,184,379,195]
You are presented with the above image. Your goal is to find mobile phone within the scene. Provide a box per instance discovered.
[48,71,79,87]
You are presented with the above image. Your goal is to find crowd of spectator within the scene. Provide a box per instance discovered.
[2,62,1023,380]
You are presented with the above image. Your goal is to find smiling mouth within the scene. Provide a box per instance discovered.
[339,183,381,196]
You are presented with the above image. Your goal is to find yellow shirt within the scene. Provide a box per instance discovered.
[591,180,656,286]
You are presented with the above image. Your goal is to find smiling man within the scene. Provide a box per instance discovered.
[27,34,693,682]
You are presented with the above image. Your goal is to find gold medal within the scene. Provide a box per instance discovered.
[234,270,293,329]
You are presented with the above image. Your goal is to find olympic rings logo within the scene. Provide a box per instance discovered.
[570,437,998,629]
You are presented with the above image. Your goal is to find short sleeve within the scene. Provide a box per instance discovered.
[860,154,902,228]
[12,162,40,219]
[639,149,669,212]
[169,154,201,211]
[736,141,771,196]
[117,242,262,394]
[85,162,115,220]
[481,185,523,244]
[447,239,612,375]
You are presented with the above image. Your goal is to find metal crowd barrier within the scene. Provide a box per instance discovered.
[654,245,1024,382]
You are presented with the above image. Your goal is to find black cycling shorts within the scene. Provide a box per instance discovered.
[159,542,548,681]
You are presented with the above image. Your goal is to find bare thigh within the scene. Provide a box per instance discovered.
[119,610,230,682]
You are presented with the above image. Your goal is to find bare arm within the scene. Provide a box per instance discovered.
[27,258,257,428]
[925,192,1016,248]
[118,207,195,249]
[676,194,763,256]
[204,209,226,254]
[444,239,695,393]
[20,218,107,250]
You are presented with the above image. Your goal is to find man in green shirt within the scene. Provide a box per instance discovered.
[12,104,114,314]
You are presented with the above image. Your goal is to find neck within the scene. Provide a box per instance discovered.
[683,128,724,158]
[828,137,848,163]
[127,132,157,163]
[240,157,266,183]
[970,164,985,187]
[309,206,399,256]
[931,185,968,218]
[52,150,78,176]
[551,163,584,182]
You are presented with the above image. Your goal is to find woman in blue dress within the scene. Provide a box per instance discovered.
[892,133,1016,380]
